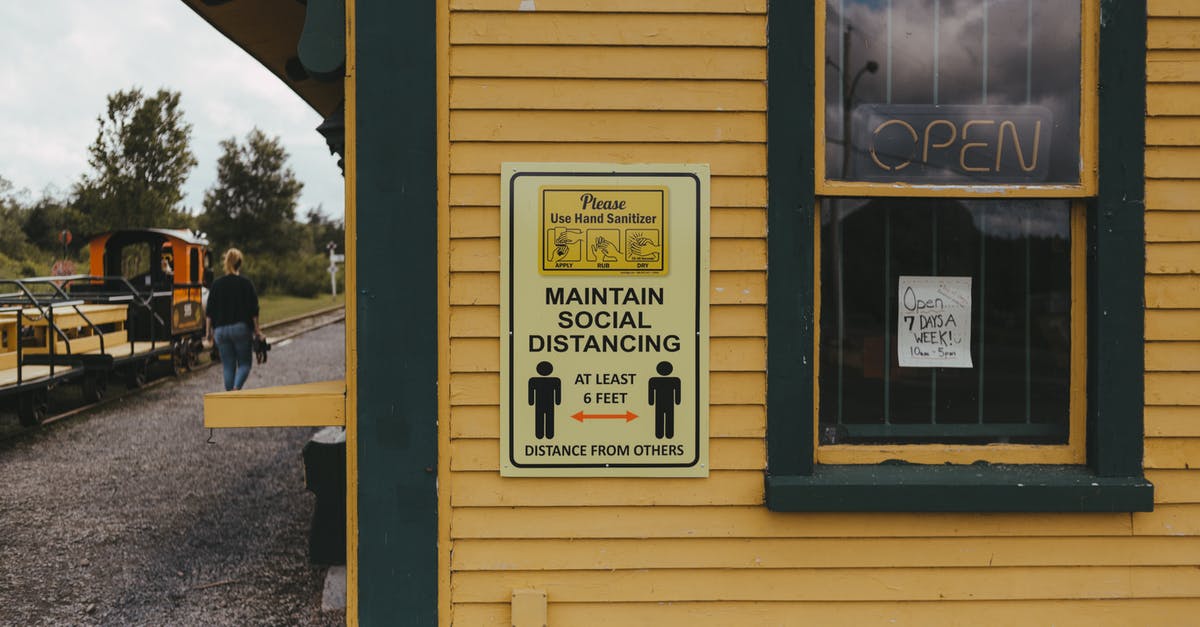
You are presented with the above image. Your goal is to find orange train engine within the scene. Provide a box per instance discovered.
[81,229,212,376]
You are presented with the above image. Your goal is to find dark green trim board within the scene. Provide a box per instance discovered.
[764,1,1152,512]
[1089,0,1147,478]
[765,0,815,477]
[767,465,1154,513]
[355,0,438,624]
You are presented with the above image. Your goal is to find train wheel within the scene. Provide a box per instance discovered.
[171,344,187,377]
[186,339,203,370]
[83,372,108,403]
[125,361,148,389]
[17,390,48,427]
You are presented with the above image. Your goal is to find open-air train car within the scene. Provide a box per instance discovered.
[0,229,210,426]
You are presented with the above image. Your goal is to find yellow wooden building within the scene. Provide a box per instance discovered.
[192,0,1200,624]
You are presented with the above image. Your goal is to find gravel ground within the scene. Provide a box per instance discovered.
[0,322,347,626]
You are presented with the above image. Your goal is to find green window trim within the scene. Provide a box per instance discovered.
[765,0,1152,513]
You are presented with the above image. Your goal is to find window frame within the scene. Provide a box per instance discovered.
[813,1,1099,197]
[765,0,1152,512]
[814,199,1088,465]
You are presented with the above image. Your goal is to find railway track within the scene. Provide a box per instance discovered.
[0,305,345,440]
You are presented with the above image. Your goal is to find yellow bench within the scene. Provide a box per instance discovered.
[0,304,128,356]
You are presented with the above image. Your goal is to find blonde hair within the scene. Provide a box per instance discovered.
[222,248,244,274]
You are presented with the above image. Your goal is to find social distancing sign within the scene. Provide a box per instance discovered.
[501,163,710,477]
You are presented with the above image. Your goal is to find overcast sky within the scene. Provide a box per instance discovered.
[0,1,344,221]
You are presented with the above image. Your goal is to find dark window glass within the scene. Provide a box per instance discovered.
[190,249,200,283]
[818,198,1071,444]
[824,0,1081,184]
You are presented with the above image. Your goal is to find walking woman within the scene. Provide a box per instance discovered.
[205,248,263,391]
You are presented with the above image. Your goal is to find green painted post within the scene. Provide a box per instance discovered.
[355,1,438,624]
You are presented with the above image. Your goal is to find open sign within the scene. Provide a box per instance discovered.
[850,104,1053,183]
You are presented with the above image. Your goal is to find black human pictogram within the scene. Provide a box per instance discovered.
[647,361,682,439]
[528,361,561,439]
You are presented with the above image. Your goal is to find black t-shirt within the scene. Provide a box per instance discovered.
[207,274,259,328]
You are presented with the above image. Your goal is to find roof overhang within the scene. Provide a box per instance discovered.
[179,0,343,117]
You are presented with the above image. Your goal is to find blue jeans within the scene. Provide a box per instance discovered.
[215,322,253,391]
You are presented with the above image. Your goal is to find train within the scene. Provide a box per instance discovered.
[0,229,210,426]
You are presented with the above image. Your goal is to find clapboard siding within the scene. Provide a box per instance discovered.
[451,47,766,79]
[1147,406,1200,436]
[451,567,1200,602]
[453,599,1200,627]
[1147,212,1200,241]
[450,78,765,111]
[449,0,767,14]
[450,13,765,47]
[450,174,765,206]
[451,537,1200,570]
[439,3,1200,624]
[444,5,771,622]
[1145,29,1200,627]
[1146,179,1200,210]
[1147,310,1200,339]
[1151,0,1200,18]
[449,111,767,142]
[1148,469,1200,503]
[1147,243,1200,273]
[449,142,765,174]
[450,506,1132,538]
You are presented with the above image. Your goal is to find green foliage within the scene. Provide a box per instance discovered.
[21,194,86,252]
[0,177,30,256]
[0,176,72,277]
[0,250,44,280]
[74,88,197,233]
[0,90,341,301]
[304,207,345,255]
[240,252,330,298]
[199,128,305,257]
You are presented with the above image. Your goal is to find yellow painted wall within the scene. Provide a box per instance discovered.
[1144,0,1200,548]
[441,1,1200,624]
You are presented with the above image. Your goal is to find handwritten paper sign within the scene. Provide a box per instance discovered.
[897,276,973,368]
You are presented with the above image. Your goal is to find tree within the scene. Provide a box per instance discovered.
[304,206,345,255]
[74,88,197,233]
[199,128,305,257]
[0,176,29,254]
[21,191,84,253]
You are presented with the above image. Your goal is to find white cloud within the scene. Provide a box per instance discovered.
[0,1,344,221]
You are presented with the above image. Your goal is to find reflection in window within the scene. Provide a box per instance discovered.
[824,0,1081,184]
[121,243,151,278]
[819,198,1071,444]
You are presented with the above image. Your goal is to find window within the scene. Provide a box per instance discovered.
[190,248,201,284]
[820,197,1078,451]
[765,0,1152,511]
[121,242,151,279]
[818,0,1086,459]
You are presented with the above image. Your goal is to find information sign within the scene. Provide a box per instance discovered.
[897,275,973,368]
[501,164,710,477]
